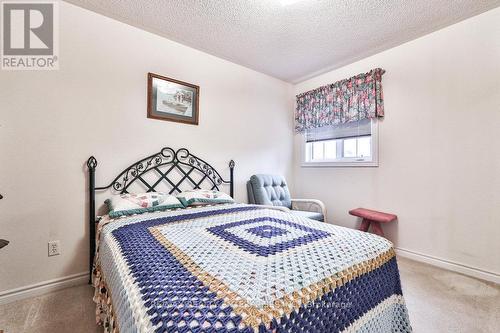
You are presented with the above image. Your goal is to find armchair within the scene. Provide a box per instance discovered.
[247,174,327,222]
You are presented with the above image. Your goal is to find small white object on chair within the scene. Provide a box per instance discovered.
[254,205,291,213]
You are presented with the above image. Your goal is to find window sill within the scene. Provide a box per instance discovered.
[301,161,379,168]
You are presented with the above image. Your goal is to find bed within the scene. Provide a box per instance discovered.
[87,147,412,333]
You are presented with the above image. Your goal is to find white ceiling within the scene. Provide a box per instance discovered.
[66,0,500,83]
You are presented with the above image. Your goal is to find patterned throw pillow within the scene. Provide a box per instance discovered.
[176,189,235,207]
[105,192,184,218]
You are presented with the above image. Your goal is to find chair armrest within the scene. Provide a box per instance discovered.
[291,199,327,221]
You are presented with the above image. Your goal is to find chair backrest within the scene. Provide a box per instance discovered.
[247,174,291,208]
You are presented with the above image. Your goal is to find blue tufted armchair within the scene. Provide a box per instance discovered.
[247,174,327,222]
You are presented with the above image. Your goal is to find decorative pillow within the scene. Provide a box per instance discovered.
[176,189,235,207]
[105,192,184,218]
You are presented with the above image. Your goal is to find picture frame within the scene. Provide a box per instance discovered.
[147,72,199,125]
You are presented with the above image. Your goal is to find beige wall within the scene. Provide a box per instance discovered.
[293,8,500,276]
[0,2,293,292]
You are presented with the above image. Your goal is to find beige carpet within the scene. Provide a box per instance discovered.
[398,257,499,332]
[0,257,498,332]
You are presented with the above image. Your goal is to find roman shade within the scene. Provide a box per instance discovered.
[305,118,371,142]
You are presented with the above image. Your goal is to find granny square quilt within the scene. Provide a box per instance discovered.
[94,204,412,333]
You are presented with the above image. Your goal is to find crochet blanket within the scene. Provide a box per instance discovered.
[93,204,411,333]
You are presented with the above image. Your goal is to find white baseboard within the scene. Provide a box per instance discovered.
[395,247,500,285]
[0,271,89,305]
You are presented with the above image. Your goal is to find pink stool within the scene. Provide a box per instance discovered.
[349,208,397,237]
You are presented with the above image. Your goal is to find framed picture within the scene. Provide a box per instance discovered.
[147,72,199,125]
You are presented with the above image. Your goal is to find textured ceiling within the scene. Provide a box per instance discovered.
[65,0,500,83]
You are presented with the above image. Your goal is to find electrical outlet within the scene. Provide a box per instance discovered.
[48,240,60,256]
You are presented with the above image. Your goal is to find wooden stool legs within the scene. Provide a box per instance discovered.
[359,218,371,232]
[370,221,384,236]
[358,218,385,237]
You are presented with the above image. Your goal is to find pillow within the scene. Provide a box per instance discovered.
[176,189,234,207]
[105,192,184,218]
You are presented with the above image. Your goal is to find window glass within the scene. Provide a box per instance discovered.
[312,142,323,160]
[324,141,337,159]
[343,139,357,158]
[357,137,371,157]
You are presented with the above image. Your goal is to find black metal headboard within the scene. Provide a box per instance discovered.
[86,147,235,282]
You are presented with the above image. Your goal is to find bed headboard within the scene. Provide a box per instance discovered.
[86,147,235,283]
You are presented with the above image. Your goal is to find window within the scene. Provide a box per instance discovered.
[303,119,378,167]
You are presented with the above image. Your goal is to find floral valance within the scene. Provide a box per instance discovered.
[295,68,386,133]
